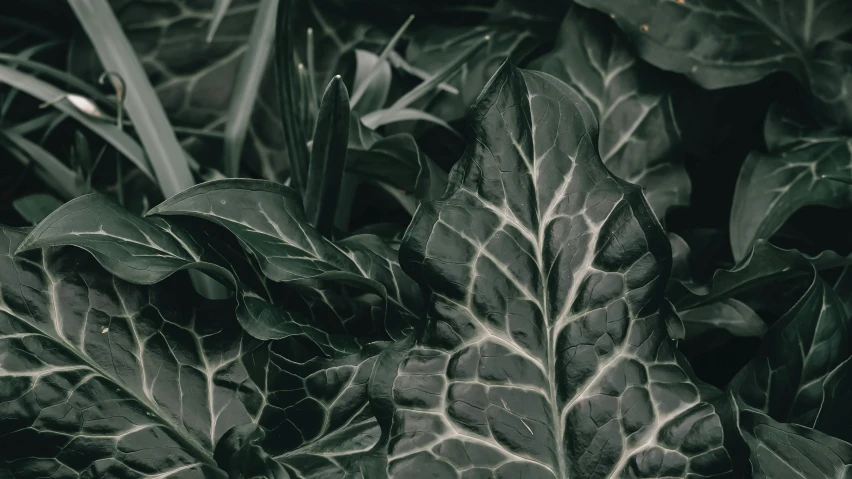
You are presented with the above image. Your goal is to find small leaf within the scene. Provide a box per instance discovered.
[12,193,63,225]
[730,104,852,261]
[305,76,350,237]
[679,299,767,342]
[350,49,391,114]
[737,408,852,479]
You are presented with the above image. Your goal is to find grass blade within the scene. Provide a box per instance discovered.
[13,193,63,225]
[207,0,234,42]
[274,0,310,196]
[350,14,414,108]
[1,129,80,199]
[0,63,153,180]
[224,0,278,178]
[389,34,489,111]
[360,107,461,137]
[69,0,194,199]
[305,76,350,236]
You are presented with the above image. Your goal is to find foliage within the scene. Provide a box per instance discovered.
[2,0,852,478]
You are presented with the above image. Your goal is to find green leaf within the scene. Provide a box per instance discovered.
[223,0,278,178]
[305,76,350,236]
[0,129,81,200]
[576,0,852,128]
[381,63,732,477]
[0,63,153,181]
[730,104,852,261]
[274,0,310,195]
[11,193,63,225]
[69,0,195,199]
[530,6,691,218]
[0,225,387,477]
[0,226,250,477]
[668,240,852,310]
[680,299,768,342]
[737,408,852,479]
[729,275,852,443]
[146,179,424,338]
[347,132,448,201]
[16,194,210,285]
[405,26,539,122]
[350,49,392,115]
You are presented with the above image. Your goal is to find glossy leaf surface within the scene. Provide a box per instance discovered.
[384,64,732,478]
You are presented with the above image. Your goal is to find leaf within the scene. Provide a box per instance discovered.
[668,240,852,310]
[0,226,255,477]
[12,193,63,225]
[679,299,768,342]
[274,0,311,195]
[0,63,153,180]
[0,225,388,478]
[216,342,386,476]
[16,194,213,285]
[530,6,691,218]
[146,179,424,338]
[575,0,852,128]
[305,76,350,237]
[406,26,539,122]
[347,132,448,201]
[360,107,461,137]
[69,0,195,199]
[351,49,392,115]
[730,104,852,262]
[737,408,852,479]
[223,0,278,178]
[0,129,81,200]
[382,63,732,477]
[729,274,852,443]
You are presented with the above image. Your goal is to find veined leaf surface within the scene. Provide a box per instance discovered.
[384,64,732,478]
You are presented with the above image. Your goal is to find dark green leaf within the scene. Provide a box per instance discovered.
[576,0,852,128]
[12,193,63,225]
[406,26,539,122]
[737,408,852,479]
[668,240,852,310]
[351,49,391,115]
[730,104,852,261]
[305,76,350,236]
[274,0,310,194]
[147,179,423,339]
[530,6,691,218]
[679,299,767,342]
[382,63,732,477]
[347,132,448,201]
[729,275,852,442]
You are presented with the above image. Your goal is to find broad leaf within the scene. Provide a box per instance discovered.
[1,224,391,478]
[729,274,852,443]
[382,64,732,477]
[351,49,392,115]
[730,104,852,261]
[530,5,691,217]
[737,408,852,479]
[576,0,852,128]
[305,76,350,236]
[0,226,255,478]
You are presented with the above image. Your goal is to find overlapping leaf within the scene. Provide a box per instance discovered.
[530,6,691,218]
[730,104,852,261]
[377,64,732,478]
[1,224,392,478]
[729,274,852,443]
[576,0,852,128]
